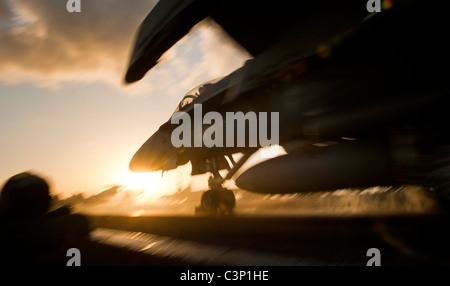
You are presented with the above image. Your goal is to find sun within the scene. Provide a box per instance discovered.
[119,170,163,192]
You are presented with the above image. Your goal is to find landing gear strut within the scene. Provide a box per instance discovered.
[195,152,254,215]
[196,168,236,215]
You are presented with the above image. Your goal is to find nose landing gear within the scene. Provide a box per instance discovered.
[196,174,236,215]
[195,152,254,215]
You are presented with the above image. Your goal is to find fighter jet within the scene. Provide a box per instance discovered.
[125,0,450,214]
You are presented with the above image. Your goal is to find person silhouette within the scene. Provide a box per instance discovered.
[0,172,51,222]
[0,172,90,265]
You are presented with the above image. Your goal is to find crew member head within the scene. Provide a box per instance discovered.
[0,172,51,218]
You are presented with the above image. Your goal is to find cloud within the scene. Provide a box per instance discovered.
[143,18,250,100]
[196,19,251,78]
[0,0,13,22]
[0,0,157,87]
[0,1,250,97]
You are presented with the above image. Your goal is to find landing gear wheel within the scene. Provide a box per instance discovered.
[200,190,219,214]
[196,189,236,215]
[217,189,236,215]
[194,155,248,215]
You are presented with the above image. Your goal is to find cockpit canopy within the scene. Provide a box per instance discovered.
[172,78,222,115]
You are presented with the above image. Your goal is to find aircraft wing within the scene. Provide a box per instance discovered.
[125,0,215,83]
[124,0,368,84]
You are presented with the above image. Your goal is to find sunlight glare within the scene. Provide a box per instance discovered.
[119,170,163,193]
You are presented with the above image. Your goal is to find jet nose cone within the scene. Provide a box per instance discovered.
[129,130,172,172]
[129,148,156,172]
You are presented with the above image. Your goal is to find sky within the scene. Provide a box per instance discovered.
[0,0,251,198]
